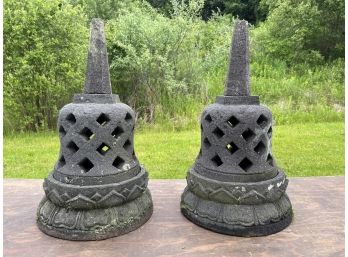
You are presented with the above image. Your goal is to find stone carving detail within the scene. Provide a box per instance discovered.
[187,170,288,205]
[198,105,275,175]
[44,182,147,209]
[56,104,136,178]
[36,19,153,241]
[180,20,293,237]
[182,190,292,227]
[37,190,153,241]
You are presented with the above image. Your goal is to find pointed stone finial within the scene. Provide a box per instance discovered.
[224,20,250,96]
[84,18,112,94]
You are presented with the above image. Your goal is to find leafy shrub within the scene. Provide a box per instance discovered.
[106,1,233,123]
[71,0,140,21]
[4,0,88,132]
[254,0,344,64]
[3,0,344,133]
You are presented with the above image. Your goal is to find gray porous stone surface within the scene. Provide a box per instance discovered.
[224,19,250,96]
[180,20,293,236]
[36,18,153,241]
[84,18,111,95]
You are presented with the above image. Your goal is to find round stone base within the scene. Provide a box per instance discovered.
[180,189,292,237]
[37,189,153,241]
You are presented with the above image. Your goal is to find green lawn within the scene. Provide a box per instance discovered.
[4,122,344,179]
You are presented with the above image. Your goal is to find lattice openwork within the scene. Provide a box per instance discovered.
[55,108,137,176]
[198,106,274,174]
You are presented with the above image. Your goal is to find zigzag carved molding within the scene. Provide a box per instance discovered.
[190,180,286,203]
[45,183,146,207]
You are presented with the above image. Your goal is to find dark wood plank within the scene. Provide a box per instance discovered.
[4,177,344,257]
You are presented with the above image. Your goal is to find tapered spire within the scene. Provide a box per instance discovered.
[84,18,112,94]
[224,20,250,96]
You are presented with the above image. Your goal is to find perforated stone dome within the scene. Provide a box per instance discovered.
[36,19,153,241]
[181,20,293,237]
[196,103,276,182]
[54,103,138,185]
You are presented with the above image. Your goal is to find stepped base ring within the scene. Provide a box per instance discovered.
[37,189,153,241]
[181,189,292,237]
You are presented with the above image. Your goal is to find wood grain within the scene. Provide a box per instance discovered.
[4,177,344,257]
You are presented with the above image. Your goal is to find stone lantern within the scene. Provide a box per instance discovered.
[36,19,153,240]
[180,20,293,236]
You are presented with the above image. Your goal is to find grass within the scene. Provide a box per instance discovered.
[4,122,344,179]
[135,58,344,132]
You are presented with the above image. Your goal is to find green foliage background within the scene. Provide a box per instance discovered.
[4,0,344,133]
[4,0,88,131]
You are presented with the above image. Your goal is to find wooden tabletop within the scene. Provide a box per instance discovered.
[4,177,344,257]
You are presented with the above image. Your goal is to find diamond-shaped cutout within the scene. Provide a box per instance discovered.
[111,126,124,138]
[96,113,110,126]
[78,158,94,173]
[123,139,132,153]
[268,126,273,138]
[113,156,125,169]
[241,128,255,142]
[57,156,65,169]
[211,155,223,167]
[267,154,274,166]
[125,112,132,122]
[254,141,266,155]
[203,138,211,148]
[67,141,79,154]
[59,126,66,137]
[66,113,76,124]
[80,127,94,141]
[212,127,225,139]
[97,143,110,156]
[226,141,239,154]
[227,115,239,128]
[257,114,268,128]
[239,157,253,172]
[205,114,212,123]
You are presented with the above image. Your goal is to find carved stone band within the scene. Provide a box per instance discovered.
[37,189,153,241]
[44,167,148,209]
[181,188,292,236]
[187,168,288,205]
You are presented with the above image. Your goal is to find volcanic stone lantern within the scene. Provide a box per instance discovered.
[36,19,153,240]
[180,20,293,236]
